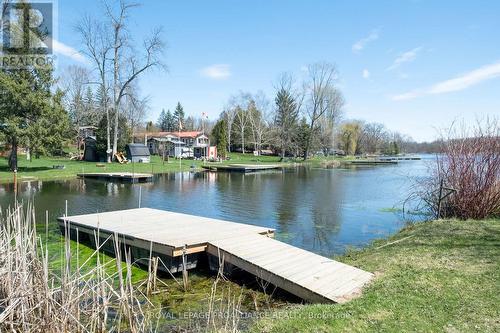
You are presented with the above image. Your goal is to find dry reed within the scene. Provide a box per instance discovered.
[0,203,249,333]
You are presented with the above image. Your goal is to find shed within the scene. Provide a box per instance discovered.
[126,144,150,163]
[83,137,98,162]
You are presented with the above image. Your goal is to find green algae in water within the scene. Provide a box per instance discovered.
[40,225,293,330]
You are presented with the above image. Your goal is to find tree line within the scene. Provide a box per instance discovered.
[210,63,425,160]
[0,1,439,172]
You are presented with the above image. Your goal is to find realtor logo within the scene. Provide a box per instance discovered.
[1,0,54,68]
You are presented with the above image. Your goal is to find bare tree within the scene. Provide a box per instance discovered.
[106,0,165,159]
[413,118,500,219]
[359,122,386,154]
[122,82,149,134]
[248,91,270,153]
[302,62,344,159]
[77,14,113,161]
[78,0,165,162]
[228,92,252,154]
[234,105,249,154]
[61,65,92,130]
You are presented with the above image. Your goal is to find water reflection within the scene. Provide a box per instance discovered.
[0,161,428,256]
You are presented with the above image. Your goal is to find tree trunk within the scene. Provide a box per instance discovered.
[112,25,120,162]
[112,101,119,160]
[8,136,18,172]
[303,119,316,160]
[106,107,111,163]
[112,57,119,161]
[241,128,245,154]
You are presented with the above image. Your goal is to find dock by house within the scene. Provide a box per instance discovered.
[77,172,153,182]
[347,160,398,165]
[58,208,373,303]
[202,164,283,172]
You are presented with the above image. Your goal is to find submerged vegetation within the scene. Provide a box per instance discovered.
[0,204,288,332]
[3,203,498,332]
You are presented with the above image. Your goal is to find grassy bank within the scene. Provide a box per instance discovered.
[253,218,500,332]
[0,150,385,183]
[0,152,287,183]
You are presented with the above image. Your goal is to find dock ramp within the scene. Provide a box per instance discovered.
[208,234,373,303]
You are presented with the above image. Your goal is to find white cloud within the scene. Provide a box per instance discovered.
[200,64,231,80]
[391,61,500,101]
[52,39,87,63]
[362,69,370,79]
[428,62,500,94]
[387,47,422,70]
[352,30,379,53]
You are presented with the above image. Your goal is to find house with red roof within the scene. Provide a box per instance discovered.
[144,131,216,159]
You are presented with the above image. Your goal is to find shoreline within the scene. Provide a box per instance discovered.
[251,217,500,332]
[0,153,418,184]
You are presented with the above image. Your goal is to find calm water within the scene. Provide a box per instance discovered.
[0,158,431,256]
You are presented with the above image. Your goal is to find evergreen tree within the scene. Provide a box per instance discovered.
[173,102,185,130]
[157,109,167,130]
[146,121,155,131]
[95,84,109,110]
[211,119,228,158]
[165,110,175,131]
[83,86,99,126]
[296,117,311,159]
[274,87,299,158]
[184,116,195,131]
[0,2,71,169]
[96,111,131,157]
[26,89,72,158]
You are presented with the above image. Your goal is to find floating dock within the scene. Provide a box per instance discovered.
[347,160,398,165]
[202,164,282,172]
[378,156,421,161]
[58,208,373,303]
[77,172,153,182]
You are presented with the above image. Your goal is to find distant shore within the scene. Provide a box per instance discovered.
[0,152,415,184]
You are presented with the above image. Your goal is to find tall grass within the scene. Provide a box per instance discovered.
[0,203,158,332]
[0,203,247,332]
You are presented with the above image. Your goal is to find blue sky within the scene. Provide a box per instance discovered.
[53,0,500,142]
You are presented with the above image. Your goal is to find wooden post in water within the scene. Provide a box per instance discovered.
[13,170,17,202]
[138,186,142,208]
[182,244,189,291]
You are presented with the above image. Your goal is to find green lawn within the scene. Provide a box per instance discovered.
[0,152,289,183]
[252,218,500,333]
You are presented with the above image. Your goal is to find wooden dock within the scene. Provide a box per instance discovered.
[58,208,373,303]
[378,156,421,161]
[347,160,398,165]
[77,172,153,182]
[202,164,282,172]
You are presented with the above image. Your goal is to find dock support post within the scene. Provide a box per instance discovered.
[182,244,189,291]
[138,186,142,208]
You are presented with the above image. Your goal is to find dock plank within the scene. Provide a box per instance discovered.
[60,208,373,304]
[207,235,373,303]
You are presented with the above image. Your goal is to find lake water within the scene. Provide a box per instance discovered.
[0,158,431,256]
